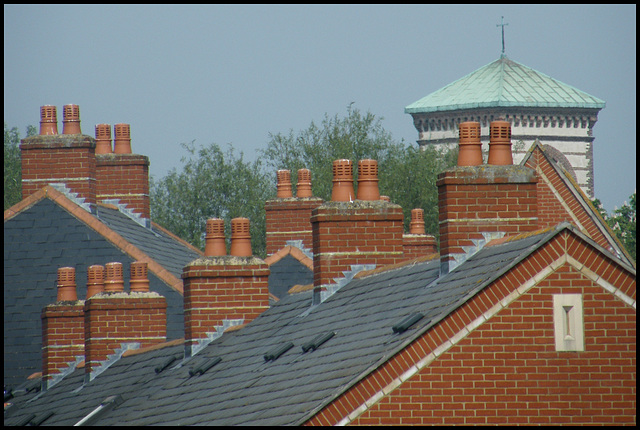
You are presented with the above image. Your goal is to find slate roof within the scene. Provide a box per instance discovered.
[405,56,606,114]
[264,245,314,299]
[4,224,591,426]
[4,187,201,389]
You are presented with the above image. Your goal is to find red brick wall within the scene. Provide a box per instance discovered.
[311,201,404,288]
[526,147,615,253]
[265,197,323,255]
[182,258,270,351]
[402,234,437,260]
[305,231,636,426]
[20,135,96,207]
[96,154,150,219]
[41,303,84,384]
[84,295,166,373]
[438,165,538,265]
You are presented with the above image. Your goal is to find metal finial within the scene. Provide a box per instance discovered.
[496,16,509,58]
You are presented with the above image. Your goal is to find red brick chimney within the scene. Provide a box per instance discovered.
[95,123,151,221]
[20,105,97,211]
[182,218,270,356]
[84,261,166,377]
[311,159,404,303]
[41,267,85,389]
[438,121,538,273]
[265,168,323,255]
[403,208,437,259]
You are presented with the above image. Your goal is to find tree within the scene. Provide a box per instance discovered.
[4,122,36,209]
[260,105,457,235]
[592,194,636,262]
[150,141,274,257]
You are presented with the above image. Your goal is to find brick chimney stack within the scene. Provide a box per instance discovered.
[95,123,151,221]
[311,159,404,303]
[438,120,538,273]
[41,267,85,389]
[182,218,270,357]
[403,208,437,259]
[265,168,323,255]
[21,105,97,211]
[84,261,166,377]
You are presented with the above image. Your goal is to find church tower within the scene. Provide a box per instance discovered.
[405,56,605,198]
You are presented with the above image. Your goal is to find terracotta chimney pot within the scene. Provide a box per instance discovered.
[230,217,252,257]
[409,208,426,235]
[95,124,113,154]
[39,105,58,135]
[331,159,355,202]
[204,218,227,257]
[487,120,513,165]
[130,261,150,293]
[276,170,293,198]
[357,159,380,201]
[113,124,132,154]
[87,265,105,299]
[457,121,483,166]
[62,104,81,135]
[56,267,77,302]
[104,262,124,293]
[296,168,313,198]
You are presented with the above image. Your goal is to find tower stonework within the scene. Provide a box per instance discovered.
[406,57,604,198]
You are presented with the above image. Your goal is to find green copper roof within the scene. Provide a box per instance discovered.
[405,56,605,114]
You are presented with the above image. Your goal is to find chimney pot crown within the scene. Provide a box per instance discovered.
[276,170,293,198]
[104,262,124,293]
[296,168,313,198]
[230,217,252,257]
[130,261,150,292]
[205,218,227,256]
[113,124,132,154]
[62,104,81,135]
[87,265,105,298]
[357,159,380,201]
[56,267,78,301]
[95,124,113,154]
[457,121,483,166]
[331,159,355,202]
[39,105,58,135]
[487,120,513,165]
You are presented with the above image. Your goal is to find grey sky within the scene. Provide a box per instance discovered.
[4,4,636,212]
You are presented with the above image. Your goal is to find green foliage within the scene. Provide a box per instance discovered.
[4,122,36,210]
[150,141,274,257]
[592,194,636,262]
[260,105,456,236]
[260,105,407,202]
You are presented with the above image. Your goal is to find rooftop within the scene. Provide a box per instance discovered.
[405,56,606,114]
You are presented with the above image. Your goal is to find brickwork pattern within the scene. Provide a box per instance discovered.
[311,202,404,287]
[84,295,166,373]
[182,259,270,348]
[526,147,613,253]
[402,235,437,260]
[265,198,323,255]
[41,303,85,382]
[438,166,538,261]
[96,154,150,219]
[20,136,97,206]
[304,231,636,426]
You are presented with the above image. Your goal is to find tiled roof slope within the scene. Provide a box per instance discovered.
[405,56,605,114]
[3,188,201,389]
[264,245,314,299]
[4,225,591,426]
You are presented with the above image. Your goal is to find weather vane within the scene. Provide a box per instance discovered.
[496,16,508,58]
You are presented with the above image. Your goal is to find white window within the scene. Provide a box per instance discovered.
[553,294,584,351]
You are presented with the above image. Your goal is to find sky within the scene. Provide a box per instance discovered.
[4,4,636,212]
